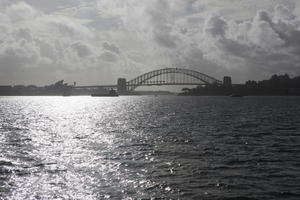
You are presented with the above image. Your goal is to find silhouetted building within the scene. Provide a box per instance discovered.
[117,78,127,94]
[223,76,232,86]
[0,86,14,95]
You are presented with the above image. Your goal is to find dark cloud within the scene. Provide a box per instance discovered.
[146,0,181,49]
[71,42,92,57]
[153,31,178,49]
[100,51,119,62]
[205,16,227,38]
[102,42,121,55]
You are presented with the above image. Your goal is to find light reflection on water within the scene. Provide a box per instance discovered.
[0,96,300,199]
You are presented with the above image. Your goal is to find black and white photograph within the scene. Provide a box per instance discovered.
[0,0,300,199]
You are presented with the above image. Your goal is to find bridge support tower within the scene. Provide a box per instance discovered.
[223,76,232,86]
[117,78,127,94]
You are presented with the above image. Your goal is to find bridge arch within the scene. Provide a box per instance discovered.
[126,68,222,91]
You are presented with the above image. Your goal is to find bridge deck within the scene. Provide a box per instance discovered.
[75,85,117,89]
[75,83,207,89]
[128,83,207,86]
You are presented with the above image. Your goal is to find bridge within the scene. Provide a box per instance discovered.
[76,67,225,94]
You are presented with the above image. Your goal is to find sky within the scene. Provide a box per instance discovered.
[0,0,300,86]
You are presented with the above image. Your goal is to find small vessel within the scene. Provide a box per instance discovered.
[63,91,71,96]
[230,94,243,97]
[91,89,119,97]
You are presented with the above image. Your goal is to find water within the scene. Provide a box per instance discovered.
[0,96,300,200]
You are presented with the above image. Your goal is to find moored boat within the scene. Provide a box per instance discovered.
[91,89,119,97]
[230,94,243,97]
[91,93,119,97]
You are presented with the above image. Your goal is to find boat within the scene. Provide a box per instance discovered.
[91,93,119,97]
[230,94,244,97]
[91,89,119,97]
[63,91,71,96]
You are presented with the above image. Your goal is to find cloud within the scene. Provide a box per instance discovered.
[138,1,300,81]
[100,51,119,62]
[70,42,92,57]
[102,42,121,55]
[5,2,40,22]
[0,2,126,85]
[1,0,300,85]
[198,4,300,80]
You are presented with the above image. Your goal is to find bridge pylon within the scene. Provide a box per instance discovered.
[117,78,127,94]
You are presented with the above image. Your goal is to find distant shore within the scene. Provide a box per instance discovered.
[179,74,300,96]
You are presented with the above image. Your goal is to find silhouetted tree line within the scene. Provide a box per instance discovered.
[180,74,300,96]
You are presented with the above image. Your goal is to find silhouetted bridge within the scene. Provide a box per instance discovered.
[76,67,224,93]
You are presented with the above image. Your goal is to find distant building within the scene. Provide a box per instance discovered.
[223,76,232,86]
[117,78,127,94]
[0,85,14,95]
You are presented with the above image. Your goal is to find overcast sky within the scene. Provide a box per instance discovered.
[0,0,300,85]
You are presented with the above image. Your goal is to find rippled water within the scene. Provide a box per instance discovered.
[0,96,300,200]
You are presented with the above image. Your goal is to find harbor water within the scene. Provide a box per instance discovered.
[0,96,299,199]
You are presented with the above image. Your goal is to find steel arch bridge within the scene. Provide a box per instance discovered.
[126,68,222,91]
